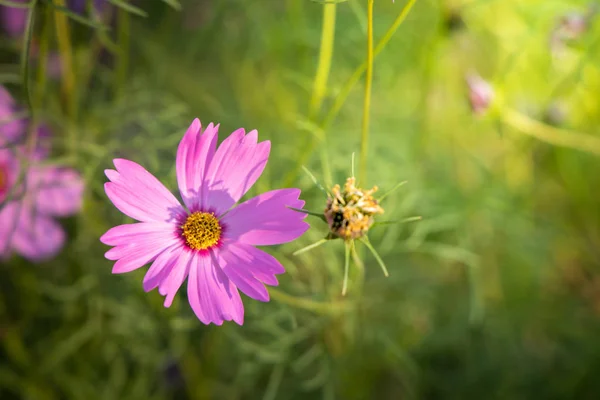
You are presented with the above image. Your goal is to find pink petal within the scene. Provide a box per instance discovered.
[175,118,218,211]
[30,166,84,217]
[10,203,66,262]
[100,222,181,274]
[203,128,270,215]
[159,248,193,307]
[222,188,309,246]
[217,245,270,302]
[0,86,25,144]
[187,251,244,325]
[143,244,182,292]
[0,201,19,258]
[104,158,185,223]
[0,148,20,200]
[226,242,284,286]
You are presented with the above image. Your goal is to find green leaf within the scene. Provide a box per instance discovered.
[342,241,351,295]
[301,165,331,196]
[360,236,389,277]
[160,0,182,10]
[378,180,408,202]
[107,0,148,17]
[287,206,327,222]
[293,238,329,256]
[46,1,109,29]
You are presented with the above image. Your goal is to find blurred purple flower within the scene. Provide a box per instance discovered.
[0,0,27,37]
[550,4,598,56]
[0,86,25,145]
[0,0,107,37]
[466,73,494,115]
[0,86,84,262]
[69,0,108,14]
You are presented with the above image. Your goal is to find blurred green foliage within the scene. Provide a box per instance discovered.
[2,0,600,398]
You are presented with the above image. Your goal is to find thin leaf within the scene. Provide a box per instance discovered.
[301,165,330,196]
[372,216,422,227]
[293,238,329,256]
[360,236,389,277]
[46,1,108,29]
[160,0,182,10]
[310,0,349,3]
[0,0,30,7]
[378,180,408,202]
[342,241,351,295]
[351,151,356,178]
[107,0,148,17]
[287,206,327,222]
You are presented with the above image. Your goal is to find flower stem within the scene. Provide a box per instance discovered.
[284,0,417,186]
[502,108,600,157]
[53,0,77,156]
[269,288,352,315]
[342,240,351,295]
[115,7,130,97]
[293,238,329,256]
[310,3,336,118]
[359,0,374,183]
[34,5,50,109]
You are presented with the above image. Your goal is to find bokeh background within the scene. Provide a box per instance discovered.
[2,0,600,398]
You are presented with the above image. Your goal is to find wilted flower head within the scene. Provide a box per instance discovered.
[324,177,383,240]
[465,72,494,115]
[100,118,308,326]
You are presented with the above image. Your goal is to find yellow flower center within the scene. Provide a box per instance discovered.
[181,212,222,250]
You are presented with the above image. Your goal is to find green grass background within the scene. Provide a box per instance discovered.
[2,0,600,398]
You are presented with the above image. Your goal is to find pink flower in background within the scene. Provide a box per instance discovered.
[0,86,84,262]
[0,150,84,261]
[0,86,25,145]
[466,72,494,115]
[0,0,108,37]
[0,0,27,37]
[100,118,309,325]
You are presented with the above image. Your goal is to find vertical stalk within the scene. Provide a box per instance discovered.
[53,0,77,156]
[359,0,374,183]
[311,3,337,188]
[283,0,417,186]
[310,3,336,118]
[116,7,130,97]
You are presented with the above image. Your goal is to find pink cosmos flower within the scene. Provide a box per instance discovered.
[100,119,309,325]
[0,86,84,262]
[0,148,84,261]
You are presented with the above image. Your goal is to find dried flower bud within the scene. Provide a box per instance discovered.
[466,73,494,115]
[324,177,384,240]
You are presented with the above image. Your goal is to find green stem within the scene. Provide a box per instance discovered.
[293,238,329,256]
[323,0,417,130]
[115,7,130,97]
[342,241,351,295]
[359,0,374,183]
[310,3,336,118]
[53,0,77,155]
[502,108,600,157]
[34,5,51,109]
[313,4,337,188]
[269,288,352,315]
[284,0,418,186]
